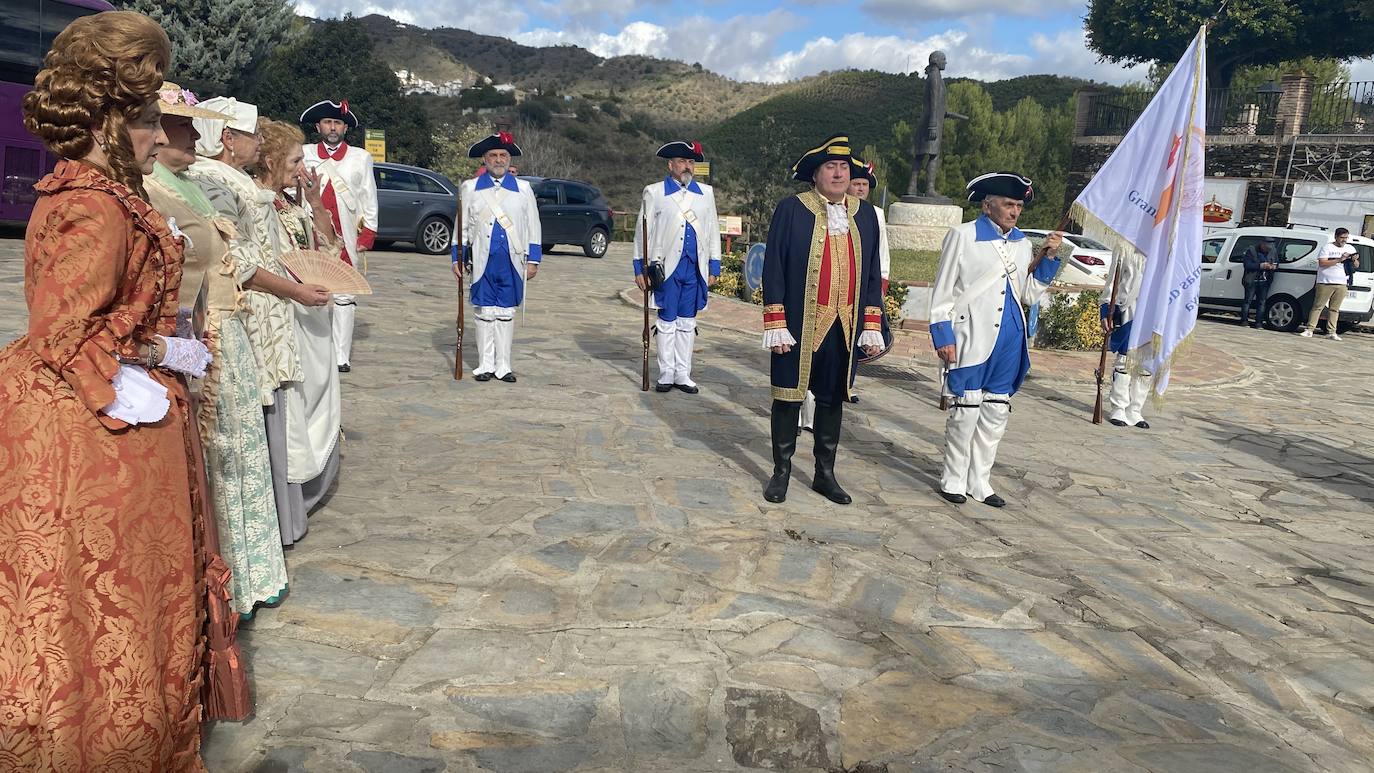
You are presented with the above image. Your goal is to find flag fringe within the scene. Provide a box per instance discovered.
[1069,201,1144,260]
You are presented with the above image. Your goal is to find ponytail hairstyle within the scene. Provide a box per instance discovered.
[21,10,171,198]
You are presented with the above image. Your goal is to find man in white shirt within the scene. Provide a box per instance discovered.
[300,99,379,373]
[1299,228,1358,340]
[633,141,720,393]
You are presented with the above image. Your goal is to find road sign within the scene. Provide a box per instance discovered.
[744,242,766,296]
[365,128,386,163]
[718,215,742,236]
[694,161,711,178]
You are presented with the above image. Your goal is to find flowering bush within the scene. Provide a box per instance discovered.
[1034,289,1104,351]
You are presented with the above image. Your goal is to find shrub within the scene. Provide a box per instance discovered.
[885,281,909,323]
[1034,289,1104,351]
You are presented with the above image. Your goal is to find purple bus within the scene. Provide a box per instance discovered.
[0,0,113,224]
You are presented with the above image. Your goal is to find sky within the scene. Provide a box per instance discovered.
[294,0,1374,86]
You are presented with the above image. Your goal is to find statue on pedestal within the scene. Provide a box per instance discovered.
[903,51,968,204]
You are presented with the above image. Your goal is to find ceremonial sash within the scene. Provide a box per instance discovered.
[478,187,526,256]
[950,246,1021,315]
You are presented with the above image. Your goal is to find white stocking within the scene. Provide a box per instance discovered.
[1108,354,1131,424]
[655,319,677,386]
[674,317,697,386]
[941,395,982,496]
[474,307,496,375]
[494,308,515,377]
[332,294,356,367]
[967,395,1010,501]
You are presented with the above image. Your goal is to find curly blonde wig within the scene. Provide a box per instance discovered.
[248,118,306,188]
[22,11,171,197]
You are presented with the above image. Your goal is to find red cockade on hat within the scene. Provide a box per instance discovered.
[340,99,349,115]
[691,141,703,155]
[498,131,514,144]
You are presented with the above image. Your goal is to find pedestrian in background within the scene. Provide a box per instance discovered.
[1299,227,1359,340]
[1239,236,1277,328]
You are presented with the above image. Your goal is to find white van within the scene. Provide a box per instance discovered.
[1198,226,1374,332]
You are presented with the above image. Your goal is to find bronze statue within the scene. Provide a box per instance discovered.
[903,51,968,203]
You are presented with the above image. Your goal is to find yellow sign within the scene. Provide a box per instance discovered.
[694,161,711,178]
[365,128,386,163]
[718,215,742,236]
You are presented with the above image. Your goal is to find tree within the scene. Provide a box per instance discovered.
[243,16,436,167]
[1086,0,1374,92]
[431,123,495,183]
[115,0,298,95]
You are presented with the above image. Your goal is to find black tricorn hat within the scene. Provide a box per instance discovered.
[657,140,705,161]
[849,156,876,186]
[468,131,522,158]
[791,134,852,182]
[966,171,1033,203]
[300,99,359,129]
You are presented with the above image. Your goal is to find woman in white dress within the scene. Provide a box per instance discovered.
[251,118,344,542]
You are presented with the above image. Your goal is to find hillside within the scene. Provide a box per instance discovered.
[356,15,791,130]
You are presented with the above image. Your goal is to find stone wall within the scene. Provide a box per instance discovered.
[1065,135,1374,228]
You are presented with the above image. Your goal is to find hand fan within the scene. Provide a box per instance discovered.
[279,249,373,295]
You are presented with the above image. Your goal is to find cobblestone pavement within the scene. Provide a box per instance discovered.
[2,239,1372,773]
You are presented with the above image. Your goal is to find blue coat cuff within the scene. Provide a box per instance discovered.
[633,258,644,276]
[1099,303,1109,319]
[930,320,955,349]
[452,245,461,264]
[1032,257,1060,284]
[709,259,721,277]
[527,244,542,263]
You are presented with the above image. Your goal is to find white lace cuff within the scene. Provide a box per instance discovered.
[102,364,171,425]
[858,330,885,349]
[762,328,798,350]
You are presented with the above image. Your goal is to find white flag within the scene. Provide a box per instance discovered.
[1071,26,1207,395]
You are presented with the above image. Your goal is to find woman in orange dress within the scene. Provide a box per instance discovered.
[0,11,242,771]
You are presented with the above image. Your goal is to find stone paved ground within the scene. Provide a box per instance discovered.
[2,239,1373,773]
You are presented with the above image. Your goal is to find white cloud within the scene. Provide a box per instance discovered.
[859,0,1085,24]
[296,0,527,36]
[1349,58,1374,82]
[1025,28,1151,83]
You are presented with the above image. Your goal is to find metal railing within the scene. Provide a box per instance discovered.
[1082,81,1374,137]
[1082,86,1283,136]
[1306,80,1374,134]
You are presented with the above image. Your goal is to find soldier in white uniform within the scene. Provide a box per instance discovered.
[1100,250,1153,428]
[300,99,378,373]
[801,156,889,429]
[454,132,541,382]
[633,141,721,393]
[929,172,1062,507]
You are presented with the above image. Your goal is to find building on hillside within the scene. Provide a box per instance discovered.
[395,69,463,97]
[1067,75,1374,236]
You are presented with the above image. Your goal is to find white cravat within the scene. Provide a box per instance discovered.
[824,200,849,235]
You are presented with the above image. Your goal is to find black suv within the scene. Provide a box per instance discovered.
[373,162,459,255]
[521,176,613,258]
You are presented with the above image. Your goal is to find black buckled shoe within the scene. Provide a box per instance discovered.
[1135,420,1150,429]
[940,491,966,504]
[979,493,1006,508]
[655,383,673,393]
[1108,418,1127,427]
[674,383,700,394]
[475,372,494,382]
[500,373,517,383]
[338,364,351,373]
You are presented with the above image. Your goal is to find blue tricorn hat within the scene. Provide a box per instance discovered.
[849,156,877,186]
[791,134,853,182]
[300,99,359,129]
[657,140,705,161]
[966,171,1033,203]
[468,131,522,158]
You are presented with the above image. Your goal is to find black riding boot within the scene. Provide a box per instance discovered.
[811,400,851,505]
[764,400,801,503]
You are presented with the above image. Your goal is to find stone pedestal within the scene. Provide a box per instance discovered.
[886,202,963,251]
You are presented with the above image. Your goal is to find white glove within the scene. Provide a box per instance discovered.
[102,364,171,424]
[159,336,213,378]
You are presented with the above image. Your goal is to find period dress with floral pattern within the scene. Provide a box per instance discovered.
[0,161,238,770]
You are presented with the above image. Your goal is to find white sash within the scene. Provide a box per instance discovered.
[479,187,525,254]
[951,244,1020,313]
[317,157,360,213]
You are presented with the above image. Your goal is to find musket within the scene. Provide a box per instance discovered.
[1092,258,1123,424]
[453,201,465,381]
[640,214,650,392]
